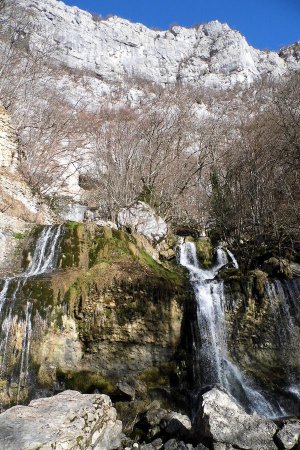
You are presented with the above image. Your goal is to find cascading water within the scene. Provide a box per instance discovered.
[0,225,62,402]
[266,278,300,404]
[179,239,283,418]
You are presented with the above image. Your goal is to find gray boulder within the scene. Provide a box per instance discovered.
[161,411,192,438]
[140,438,164,450]
[0,390,122,450]
[117,201,167,243]
[277,420,300,449]
[201,388,278,450]
[143,405,191,440]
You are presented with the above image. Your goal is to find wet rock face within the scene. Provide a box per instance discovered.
[221,271,300,413]
[200,388,278,450]
[0,223,188,407]
[0,390,122,450]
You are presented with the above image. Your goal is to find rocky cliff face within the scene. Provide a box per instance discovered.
[222,272,300,414]
[0,223,190,411]
[0,106,54,270]
[13,0,300,89]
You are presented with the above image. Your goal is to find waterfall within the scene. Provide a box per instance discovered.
[227,249,239,268]
[179,240,282,418]
[266,278,300,402]
[17,301,32,403]
[26,225,62,276]
[0,225,62,401]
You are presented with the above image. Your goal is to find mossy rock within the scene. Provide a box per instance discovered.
[218,267,242,282]
[195,238,213,269]
[57,369,116,395]
[139,362,177,390]
[249,269,268,298]
[262,257,293,279]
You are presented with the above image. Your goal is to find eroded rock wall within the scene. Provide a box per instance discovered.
[0,223,190,409]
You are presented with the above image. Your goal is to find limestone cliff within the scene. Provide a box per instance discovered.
[0,106,54,270]
[10,0,300,89]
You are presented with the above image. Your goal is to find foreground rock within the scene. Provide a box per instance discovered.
[140,404,192,440]
[201,388,278,450]
[118,201,167,243]
[277,420,300,449]
[0,390,122,450]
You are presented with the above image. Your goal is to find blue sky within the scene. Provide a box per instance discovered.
[63,0,299,51]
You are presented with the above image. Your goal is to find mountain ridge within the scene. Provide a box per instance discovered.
[13,0,300,89]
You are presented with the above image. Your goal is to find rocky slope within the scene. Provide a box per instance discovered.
[12,0,300,89]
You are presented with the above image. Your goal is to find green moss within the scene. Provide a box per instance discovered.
[14,232,25,240]
[139,249,185,287]
[87,227,134,268]
[140,367,168,389]
[66,221,81,230]
[57,370,116,395]
[195,238,213,269]
[115,400,149,436]
[218,267,242,282]
[139,363,176,390]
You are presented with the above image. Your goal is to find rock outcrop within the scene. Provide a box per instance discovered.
[118,201,168,243]
[0,106,18,170]
[11,0,300,89]
[200,388,278,450]
[0,223,189,408]
[0,390,122,450]
[277,420,300,450]
[0,106,54,270]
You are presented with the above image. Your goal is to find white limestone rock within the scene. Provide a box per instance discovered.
[0,390,122,450]
[117,201,167,243]
[201,388,278,450]
[277,420,300,449]
[0,106,18,171]
[12,0,299,90]
[0,107,55,269]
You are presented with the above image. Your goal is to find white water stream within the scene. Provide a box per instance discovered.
[0,225,62,397]
[179,239,282,418]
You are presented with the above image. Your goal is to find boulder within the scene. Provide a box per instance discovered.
[262,257,292,279]
[117,201,167,243]
[140,438,163,450]
[291,263,300,278]
[277,419,300,449]
[164,440,208,450]
[201,388,278,450]
[140,405,192,441]
[164,440,190,450]
[0,390,122,450]
[160,411,192,437]
[96,219,118,230]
